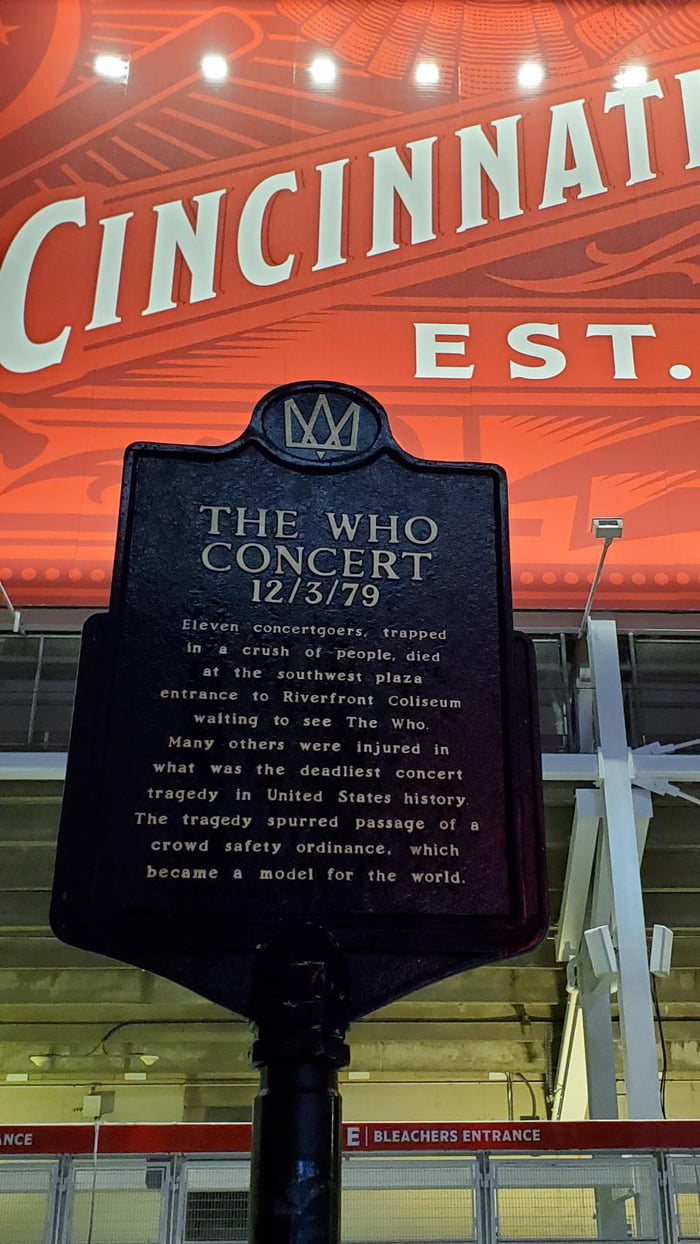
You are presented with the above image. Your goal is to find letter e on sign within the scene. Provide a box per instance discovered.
[414,323,474,378]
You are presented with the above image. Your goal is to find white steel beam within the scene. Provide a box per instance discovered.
[590,789,653,933]
[1,752,698,784]
[579,950,619,1119]
[634,754,700,785]
[0,753,67,780]
[541,753,700,783]
[590,831,613,935]
[555,789,602,962]
[632,788,653,857]
[588,618,662,1120]
[542,754,599,781]
[551,989,589,1120]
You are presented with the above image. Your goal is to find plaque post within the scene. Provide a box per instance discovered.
[248,926,350,1244]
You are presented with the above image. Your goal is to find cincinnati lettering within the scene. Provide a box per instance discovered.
[1,67,699,379]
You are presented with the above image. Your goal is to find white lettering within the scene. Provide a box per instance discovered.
[313,159,348,271]
[414,322,474,378]
[508,322,566,379]
[86,212,133,329]
[585,322,656,379]
[143,190,225,315]
[677,69,700,168]
[604,80,663,185]
[201,542,232,572]
[0,197,86,373]
[368,138,437,256]
[237,171,297,285]
[540,99,607,208]
[456,114,523,230]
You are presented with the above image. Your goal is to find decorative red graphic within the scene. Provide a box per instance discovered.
[1,0,699,607]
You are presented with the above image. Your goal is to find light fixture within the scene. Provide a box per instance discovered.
[518,61,545,88]
[6,1073,29,1082]
[415,61,440,86]
[614,64,648,89]
[592,516,624,540]
[29,1055,52,1070]
[124,1071,147,1082]
[138,1053,159,1067]
[200,53,228,83]
[650,925,673,977]
[82,1094,103,1120]
[94,54,130,84]
[585,925,618,982]
[347,1070,371,1080]
[309,55,337,86]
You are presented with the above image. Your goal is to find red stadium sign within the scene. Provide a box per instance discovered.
[1,1120,700,1156]
[1,1,699,607]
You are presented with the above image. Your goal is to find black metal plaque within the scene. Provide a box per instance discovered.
[51,382,547,1017]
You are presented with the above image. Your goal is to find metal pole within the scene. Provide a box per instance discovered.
[0,579,24,633]
[248,926,350,1244]
[577,538,614,639]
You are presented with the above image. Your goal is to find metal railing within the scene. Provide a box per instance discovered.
[0,635,80,752]
[1,1149,697,1244]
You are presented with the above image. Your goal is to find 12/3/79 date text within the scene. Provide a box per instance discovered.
[251,579,380,607]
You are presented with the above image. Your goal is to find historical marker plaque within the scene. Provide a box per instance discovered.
[52,382,546,1012]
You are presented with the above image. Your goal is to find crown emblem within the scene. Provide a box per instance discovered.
[283,395,361,458]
